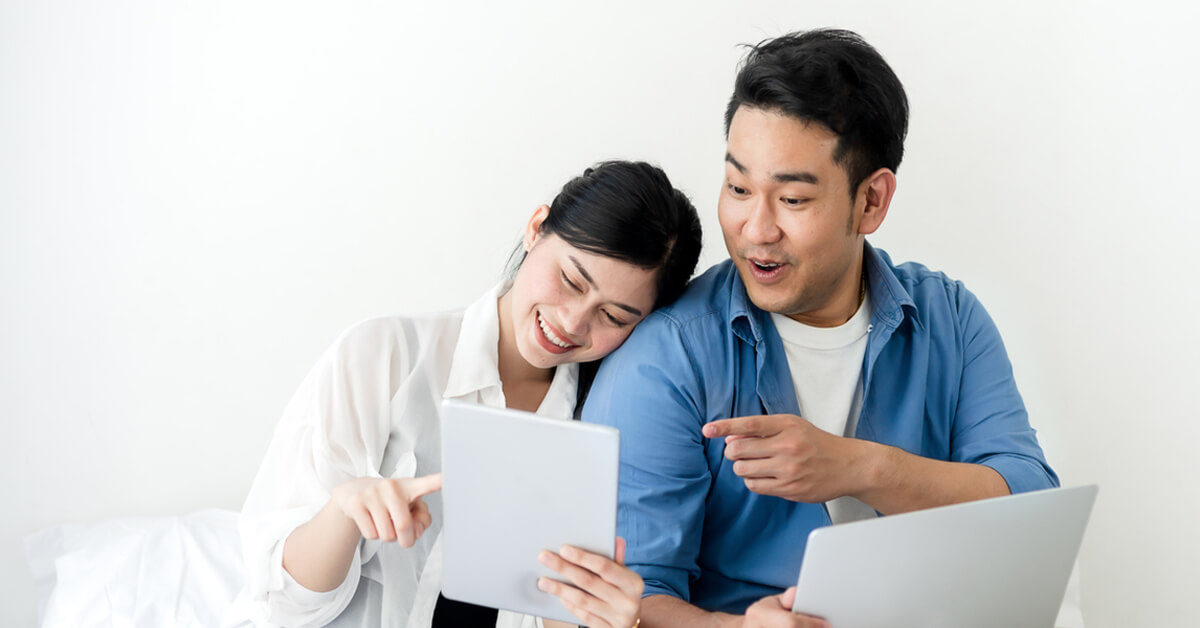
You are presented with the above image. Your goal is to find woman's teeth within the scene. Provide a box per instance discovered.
[538,313,574,349]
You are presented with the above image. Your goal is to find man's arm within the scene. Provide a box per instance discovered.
[580,315,712,610]
[704,282,1055,513]
[641,594,740,628]
[704,414,1009,515]
[642,592,831,628]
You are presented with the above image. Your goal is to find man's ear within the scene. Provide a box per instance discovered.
[856,168,897,236]
[523,205,551,252]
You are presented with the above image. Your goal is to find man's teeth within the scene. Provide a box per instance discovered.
[538,313,573,349]
[753,261,781,270]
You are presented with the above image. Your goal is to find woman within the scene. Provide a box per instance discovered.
[239,161,703,628]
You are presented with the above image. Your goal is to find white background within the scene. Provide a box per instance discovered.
[2,1,1198,626]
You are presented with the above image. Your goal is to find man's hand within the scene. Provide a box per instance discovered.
[702,414,873,503]
[703,413,1012,515]
[744,588,829,628]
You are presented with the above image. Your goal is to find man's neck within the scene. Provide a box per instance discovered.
[785,256,867,328]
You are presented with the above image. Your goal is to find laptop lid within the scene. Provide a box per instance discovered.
[792,485,1098,628]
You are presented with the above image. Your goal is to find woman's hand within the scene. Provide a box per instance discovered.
[330,473,442,547]
[537,537,643,628]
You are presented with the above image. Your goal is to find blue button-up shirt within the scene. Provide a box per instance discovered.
[581,243,1059,614]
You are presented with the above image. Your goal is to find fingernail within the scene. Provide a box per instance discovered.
[560,545,578,560]
[538,551,553,566]
[537,578,551,592]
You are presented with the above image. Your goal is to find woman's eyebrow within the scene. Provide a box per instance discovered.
[569,256,596,287]
[569,256,644,317]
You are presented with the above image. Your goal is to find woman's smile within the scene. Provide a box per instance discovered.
[535,310,580,354]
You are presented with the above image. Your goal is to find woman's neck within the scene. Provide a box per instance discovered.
[495,293,554,411]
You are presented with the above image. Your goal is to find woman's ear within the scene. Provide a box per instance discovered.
[523,205,551,252]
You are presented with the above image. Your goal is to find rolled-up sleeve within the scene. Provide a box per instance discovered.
[239,319,407,626]
[951,283,1059,494]
[581,314,709,602]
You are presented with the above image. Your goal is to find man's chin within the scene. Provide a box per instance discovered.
[743,284,799,315]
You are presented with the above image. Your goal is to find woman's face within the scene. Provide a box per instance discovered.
[506,206,659,370]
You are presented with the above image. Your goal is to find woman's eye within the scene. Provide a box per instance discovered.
[603,310,629,327]
[561,271,583,292]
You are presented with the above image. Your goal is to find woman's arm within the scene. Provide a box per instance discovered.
[282,474,442,592]
[240,317,429,624]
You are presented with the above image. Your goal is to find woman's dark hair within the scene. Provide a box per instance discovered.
[508,160,702,309]
[724,28,909,197]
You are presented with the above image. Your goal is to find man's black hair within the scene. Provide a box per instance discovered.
[724,29,910,196]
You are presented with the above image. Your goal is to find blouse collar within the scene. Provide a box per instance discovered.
[443,282,579,417]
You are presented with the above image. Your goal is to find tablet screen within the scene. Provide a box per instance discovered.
[439,399,620,623]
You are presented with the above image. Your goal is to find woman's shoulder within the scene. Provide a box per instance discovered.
[324,308,468,367]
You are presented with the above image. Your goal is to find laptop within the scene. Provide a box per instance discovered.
[439,399,620,623]
[792,484,1098,628]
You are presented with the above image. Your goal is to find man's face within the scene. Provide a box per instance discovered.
[718,106,868,326]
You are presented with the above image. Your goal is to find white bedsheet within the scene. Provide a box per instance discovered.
[23,508,1085,627]
[24,509,249,628]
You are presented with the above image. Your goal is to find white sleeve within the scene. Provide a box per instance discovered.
[238,319,411,627]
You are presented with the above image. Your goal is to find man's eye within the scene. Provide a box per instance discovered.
[561,271,582,292]
[728,184,748,196]
[782,197,804,206]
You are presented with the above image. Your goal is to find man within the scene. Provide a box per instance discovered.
[582,29,1058,627]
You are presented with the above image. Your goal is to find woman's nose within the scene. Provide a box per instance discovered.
[558,303,589,337]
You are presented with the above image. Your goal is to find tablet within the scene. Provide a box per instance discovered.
[439,399,620,623]
[792,484,1098,628]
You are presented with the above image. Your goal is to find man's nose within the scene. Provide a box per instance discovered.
[743,197,782,244]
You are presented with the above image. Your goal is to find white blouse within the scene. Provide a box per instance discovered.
[238,283,579,628]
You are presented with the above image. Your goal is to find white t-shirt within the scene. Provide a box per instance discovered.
[237,283,578,628]
[770,290,878,525]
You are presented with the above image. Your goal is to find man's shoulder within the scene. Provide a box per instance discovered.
[872,247,982,325]
[645,259,740,327]
[600,260,739,362]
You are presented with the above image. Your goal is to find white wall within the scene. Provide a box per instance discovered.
[2,1,1197,626]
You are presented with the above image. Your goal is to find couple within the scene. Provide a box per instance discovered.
[240,28,1058,628]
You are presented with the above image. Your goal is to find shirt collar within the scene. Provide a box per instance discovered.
[442,282,580,415]
[443,282,508,399]
[727,240,920,343]
[863,241,920,331]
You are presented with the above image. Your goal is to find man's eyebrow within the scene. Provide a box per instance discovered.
[726,152,819,185]
[569,255,644,317]
[773,170,819,184]
[725,152,747,173]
